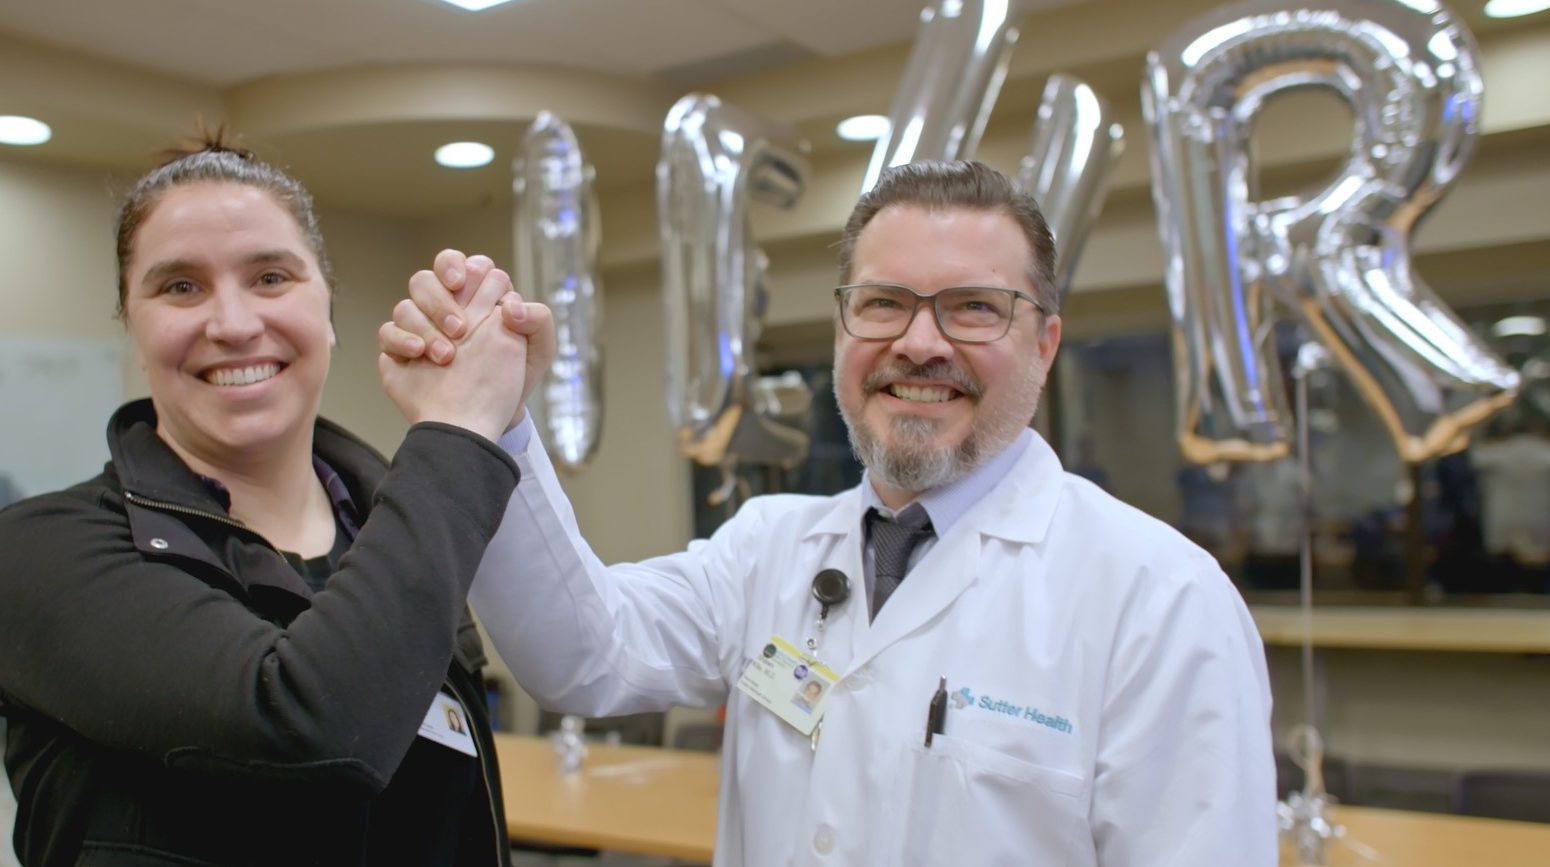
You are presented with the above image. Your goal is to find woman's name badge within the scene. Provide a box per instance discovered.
[736,636,839,736]
[418,691,478,757]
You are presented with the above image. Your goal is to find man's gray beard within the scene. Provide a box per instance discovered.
[847,412,978,494]
[837,355,1048,497]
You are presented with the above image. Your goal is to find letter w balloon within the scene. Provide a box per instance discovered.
[863,0,1018,193]
[1144,0,1519,465]
[1016,74,1125,301]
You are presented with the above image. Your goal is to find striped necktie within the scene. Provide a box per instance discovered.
[865,503,934,617]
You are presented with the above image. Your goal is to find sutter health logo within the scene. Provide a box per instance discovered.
[949,686,1073,735]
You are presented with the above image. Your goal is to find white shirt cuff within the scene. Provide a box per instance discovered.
[498,414,535,457]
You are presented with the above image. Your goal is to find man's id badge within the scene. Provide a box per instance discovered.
[736,636,839,736]
[417,691,478,757]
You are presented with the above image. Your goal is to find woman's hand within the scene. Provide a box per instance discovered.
[378,250,555,436]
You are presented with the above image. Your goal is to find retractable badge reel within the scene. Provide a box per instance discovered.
[803,569,850,751]
[806,568,850,658]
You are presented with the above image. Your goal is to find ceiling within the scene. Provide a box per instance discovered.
[1,0,1546,222]
[0,0,1079,213]
[0,0,1036,88]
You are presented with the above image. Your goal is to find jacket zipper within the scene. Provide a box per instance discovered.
[446,676,505,867]
[123,489,293,568]
[123,490,254,535]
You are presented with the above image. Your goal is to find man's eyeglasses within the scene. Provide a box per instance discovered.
[834,283,1047,344]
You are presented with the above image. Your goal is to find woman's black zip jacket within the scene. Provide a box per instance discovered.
[0,399,517,867]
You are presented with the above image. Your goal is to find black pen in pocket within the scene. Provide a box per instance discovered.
[925,676,947,747]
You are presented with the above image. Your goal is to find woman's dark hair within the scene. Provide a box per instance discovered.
[115,122,335,318]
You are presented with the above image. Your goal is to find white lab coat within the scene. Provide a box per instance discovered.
[472,430,1276,866]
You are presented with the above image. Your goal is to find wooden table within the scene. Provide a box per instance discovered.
[494,736,1550,865]
[494,734,718,862]
[1319,805,1550,866]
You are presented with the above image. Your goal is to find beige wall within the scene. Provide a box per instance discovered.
[0,156,127,348]
[314,208,426,457]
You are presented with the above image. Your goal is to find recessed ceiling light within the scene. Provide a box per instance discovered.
[1484,0,1550,17]
[435,141,495,169]
[0,115,51,146]
[436,0,517,10]
[836,115,890,142]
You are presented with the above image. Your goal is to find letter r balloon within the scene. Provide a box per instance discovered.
[1144,0,1518,465]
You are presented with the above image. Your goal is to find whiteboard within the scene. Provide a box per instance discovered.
[0,335,123,505]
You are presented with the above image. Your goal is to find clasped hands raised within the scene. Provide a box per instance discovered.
[377,249,556,443]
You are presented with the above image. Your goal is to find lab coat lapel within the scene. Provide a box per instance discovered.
[849,524,983,670]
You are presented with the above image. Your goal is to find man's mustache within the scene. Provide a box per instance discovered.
[862,361,982,399]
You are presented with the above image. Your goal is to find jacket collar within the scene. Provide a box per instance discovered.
[104,400,489,674]
[107,399,229,516]
[105,399,389,603]
[106,398,389,516]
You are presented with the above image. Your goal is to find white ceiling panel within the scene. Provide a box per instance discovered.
[0,0,785,86]
[0,0,288,84]
[709,0,928,57]
[337,0,782,77]
[712,0,1090,59]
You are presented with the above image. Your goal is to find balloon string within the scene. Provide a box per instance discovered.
[1288,724,1326,797]
[1283,345,1387,866]
[706,463,750,515]
[1292,342,1329,741]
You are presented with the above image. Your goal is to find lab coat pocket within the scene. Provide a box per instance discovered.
[897,733,1088,867]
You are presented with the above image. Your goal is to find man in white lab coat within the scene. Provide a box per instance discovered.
[381,160,1277,866]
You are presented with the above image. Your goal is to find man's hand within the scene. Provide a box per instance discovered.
[378,249,556,432]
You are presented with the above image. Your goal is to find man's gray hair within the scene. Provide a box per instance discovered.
[836,160,1059,315]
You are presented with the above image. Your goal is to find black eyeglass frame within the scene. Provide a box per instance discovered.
[833,282,1049,344]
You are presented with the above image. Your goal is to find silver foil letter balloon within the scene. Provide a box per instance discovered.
[658,94,812,470]
[514,111,604,472]
[863,0,1019,193]
[1016,74,1125,301]
[1144,0,1518,465]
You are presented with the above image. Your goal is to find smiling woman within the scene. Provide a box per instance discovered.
[122,181,337,511]
[0,130,530,866]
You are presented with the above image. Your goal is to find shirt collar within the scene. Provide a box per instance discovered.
[193,454,361,542]
[311,455,362,541]
[859,428,1034,536]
